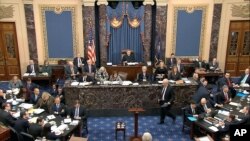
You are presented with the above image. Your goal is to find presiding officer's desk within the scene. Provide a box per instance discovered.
[105,65,153,81]
[64,79,198,116]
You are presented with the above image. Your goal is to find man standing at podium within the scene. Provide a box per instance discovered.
[158,78,176,124]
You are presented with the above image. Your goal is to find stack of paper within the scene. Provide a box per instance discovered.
[23,73,29,76]
[28,117,38,123]
[47,115,56,120]
[58,124,68,131]
[70,120,79,125]
[122,81,132,85]
[19,103,33,109]
[64,118,72,124]
[13,112,20,118]
[71,82,79,86]
[218,110,230,116]
[33,109,45,114]
[132,83,139,85]
[229,102,240,107]
[112,81,120,85]
[209,126,218,132]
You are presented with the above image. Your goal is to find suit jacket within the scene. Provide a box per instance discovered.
[14,118,29,133]
[73,57,87,67]
[82,65,96,73]
[8,80,23,89]
[122,54,135,62]
[185,105,199,117]
[0,96,6,108]
[26,64,39,73]
[194,61,206,69]
[29,123,43,139]
[209,61,219,70]
[238,114,250,125]
[192,85,211,104]
[138,73,152,82]
[41,65,52,75]
[23,82,38,101]
[70,106,86,120]
[159,86,175,106]
[167,58,177,67]
[154,67,168,81]
[0,110,16,126]
[64,65,78,80]
[50,103,66,116]
[238,74,250,85]
[168,72,182,81]
[49,88,58,97]
[30,93,41,105]
[218,120,239,133]
[215,91,231,104]
[176,64,184,74]
[217,77,233,88]
[197,102,213,114]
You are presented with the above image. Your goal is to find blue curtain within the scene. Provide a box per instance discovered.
[106,2,144,64]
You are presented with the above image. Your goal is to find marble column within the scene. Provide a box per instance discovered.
[98,4,108,66]
[143,5,152,62]
[155,6,167,60]
[24,4,38,63]
[82,5,95,56]
[209,4,222,61]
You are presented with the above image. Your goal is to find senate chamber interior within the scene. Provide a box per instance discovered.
[0,0,250,141]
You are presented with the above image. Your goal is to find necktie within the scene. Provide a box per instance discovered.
[89,66,91,73]
[241,75,248,84]
[35,95,37,101]
[177,65,180,72]
[56,104,59,111]
[161,87,166,100]
[75,107,79,117]
[227,79,232,87]
[32,65,35,73]
[224,93,228,101]
[192,108,195,114]
[78,58,81,67]
[203,104,207,112]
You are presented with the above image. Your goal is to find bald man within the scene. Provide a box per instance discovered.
[137,66,152,82]
[158,79,176,124]
[65,61,78,80]
[238,68,250,85]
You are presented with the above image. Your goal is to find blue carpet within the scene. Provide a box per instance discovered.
[87,116,192,141]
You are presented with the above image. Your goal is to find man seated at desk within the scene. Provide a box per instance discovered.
[51,96,66,116]
[209,58,219,71]
[8,75,23,89]
[166,53,177,69]
[122,50,135,65]
[238,68,250,85]
[41,60,52,76]
[82,59,96,80]
[137,66,152,82]
[194,57,207,71]
[65,61,78,80]
[26,59,39,74]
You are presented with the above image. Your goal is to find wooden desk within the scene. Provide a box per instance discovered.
[22,75,51,86]
[105,65,153,81]
[0,126,11,141]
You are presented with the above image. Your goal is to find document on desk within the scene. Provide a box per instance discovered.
[19,103,33,109]
[47,115,56,120]
[209,126,218,132]
[70,120,79,125]
[28,117,38,123]
[64,118,72,124]
[218,110,230,116]
[13,112,20,118]
[33,108,45,114]
[23,73,29,76]
[198,136,212,141]
[229,102,239,107]
[71,82,79,86]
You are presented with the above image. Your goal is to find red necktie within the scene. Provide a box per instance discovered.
[227,79,232,87]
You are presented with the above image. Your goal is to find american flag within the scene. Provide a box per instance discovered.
[87,23,96,64]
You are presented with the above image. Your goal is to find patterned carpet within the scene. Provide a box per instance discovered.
[87,116,192,141]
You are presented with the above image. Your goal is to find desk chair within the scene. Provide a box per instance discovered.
[182,107,190,132]
[20,132,35,141]
[8,126,22,141]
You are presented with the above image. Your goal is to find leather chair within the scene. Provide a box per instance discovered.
[20,132,35,141]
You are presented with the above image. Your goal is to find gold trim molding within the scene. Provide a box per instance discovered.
[40,5,77,62]
[0,5,14,19]
[231,4,250,18]
[172,6,207,58]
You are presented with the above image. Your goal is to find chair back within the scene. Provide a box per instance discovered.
[8,126,22,141]
[20,132,35,141]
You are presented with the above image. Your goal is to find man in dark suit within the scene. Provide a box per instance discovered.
[29,117,44,139]
[51,96,66,116]
[197,98,214,116]
[215,85,231,105]
[14,110,30,133]
[238,68,250,85]
[0,89,6,108]
[82,59,96,80]
[137,66,152,82]
[167,53,177,69]
[0,103,16,126]
[217,72,236,97]
[209,58,219,71]
[29,88,41,105]
[185,100,199,118]
[65,61,78,80]
[122,50,135,64]
[194,57,206,70]
[192,79,211,103]
[26,60,39,73]
[238,106,250,125]
[217,114,239,136]
[176,59,184,75]
[158,79,176,124]
[69,100,86,120]
[73,53,87,73]
[23,78,39,102]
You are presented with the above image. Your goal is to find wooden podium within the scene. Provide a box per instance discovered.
[128,108,145,141]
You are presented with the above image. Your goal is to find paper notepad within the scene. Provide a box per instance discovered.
[209,126,218,132]
[71,82,79,86]
[229,102,240,107]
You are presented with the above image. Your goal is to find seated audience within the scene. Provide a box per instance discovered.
[26,59,39,73]
[73,53,87,73]
[14,110,30,133]
[166,53,177,69]
[142,132,153,141]
[42,123,61,140]
[238,68,250,85]
[69,100,87,120]
[0,89,6,108]
[65,61,78,80]
[41,60,52,75]
[137,66,152,82]
[55,87,65,104]
[217,72,236,98]
[176,59,184,75]
[109,71,122,81]
[194,57,206,71]
[23,78,39,102]
[34,92,54,113]
[8,75,23,89]
[154,61,168,81]
[185,100,199,118]
[168,66,182,81]
[49,83,58,97]
[0,103,16,126]
[95,66,109,82]
[30,88,41,105]
[51,96,66,116]
[239,106,250,125]
[29,117,44,139]
[215,85,231,105]
[82,59,96,79]
[122,50,135,65]
[209,58,219,71]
